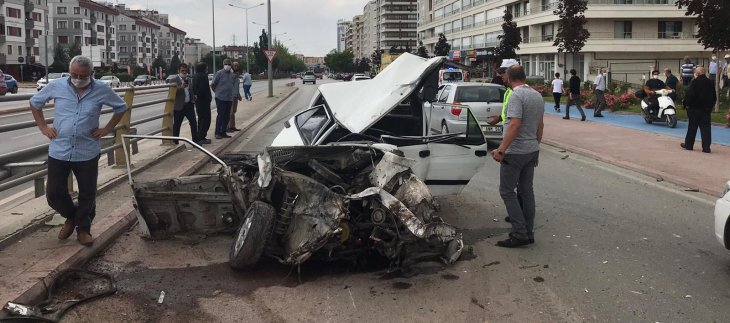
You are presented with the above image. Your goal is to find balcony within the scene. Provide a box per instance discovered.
[529,35,554,43]
[540,2,558,12]
[25,19,34,29]
[0,53,5,65]
[590,31,697,40]
[24,0,34,12]
[587,0,672,4]
[486,17,504,25]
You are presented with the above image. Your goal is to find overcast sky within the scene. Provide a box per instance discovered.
[125,0,369,57]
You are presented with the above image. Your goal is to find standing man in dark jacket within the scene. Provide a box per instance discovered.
[681,66,716,153]
[192,63,212,144]
[171,63,198,145]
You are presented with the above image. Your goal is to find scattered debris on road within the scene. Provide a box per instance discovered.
[533,276,545,282]
[157,291,165,304]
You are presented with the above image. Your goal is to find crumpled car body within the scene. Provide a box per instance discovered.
[129,142,464,270]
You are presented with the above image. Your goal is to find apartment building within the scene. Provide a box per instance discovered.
[1,0,49,77]
[47,0,119,68]
[336,19,351,52]
[418,0,711,83]
[352,15,365,59]
[158,24,185,66]
[183,37,212,65]
[114,4,185,68]
[362,0,379,57]
[379,0,418,51]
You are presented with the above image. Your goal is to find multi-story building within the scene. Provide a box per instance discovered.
[47,0,119,68]
[1,0,50,78]
[221,45,248,60]
[336,19,351,52]
[378,0,418,51]
[352,15,365,59]
[114,4,184,68]
[115,11,143,69]
[158,24,185,66]
[418,0,711,83]
[183,37,212,65]
[362,0,379,57]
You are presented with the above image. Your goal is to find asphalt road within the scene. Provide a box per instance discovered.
[0,78,294,205]
[57,81,730,322]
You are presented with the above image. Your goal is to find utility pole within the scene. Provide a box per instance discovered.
[212,0,216,72]
[267,0,273,97]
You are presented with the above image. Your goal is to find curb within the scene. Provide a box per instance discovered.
[3,86,299,312]
[543,138,722,198]
[0,107,30,116]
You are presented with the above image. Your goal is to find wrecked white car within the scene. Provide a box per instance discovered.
[124,53,488,270]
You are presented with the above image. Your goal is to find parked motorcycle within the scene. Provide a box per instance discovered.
[640,89,677,128]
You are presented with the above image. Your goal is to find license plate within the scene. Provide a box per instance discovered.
[481,125,501,133]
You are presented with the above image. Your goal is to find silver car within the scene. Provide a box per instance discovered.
[303,71,316,84]
[430,82,505,140]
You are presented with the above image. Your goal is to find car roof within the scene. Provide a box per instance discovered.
[318,53,445,134]
[447,82,503,88]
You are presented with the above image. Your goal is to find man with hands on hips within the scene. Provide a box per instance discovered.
[30,55,128,246]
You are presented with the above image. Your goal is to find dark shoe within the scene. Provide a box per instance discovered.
[562,116,570,120]
[221,134,232,138]
[215,134,223,139]
[594,114,604,118]
[529,239,535,244]
[227,127,241,132]
[198,139,212,144]
[702,148,711,153]
[680,143,693,151]
[77,232,94,246]
[496,237,530,248]
[58,219,75,240]
[581,116,586,121]
[557,108,561,112]
[504,216,511,223]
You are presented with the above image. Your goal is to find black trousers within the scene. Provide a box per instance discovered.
[46,155,99,234]
[553,92,562,110]
[685,108,712,151]
[173,102,199,143]
[195,99,212,140]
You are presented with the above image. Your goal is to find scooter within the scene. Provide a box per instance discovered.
[640,89,677,128]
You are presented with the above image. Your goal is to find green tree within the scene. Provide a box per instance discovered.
[253,29,270,74]
[495,10,522,62]
[371,49,383,71]
[152,54,167,76]
[68,41,82,58]
[168,53,182,75]
[324,50,354,73]
[358,57,371,73]
[417,41,428,58]
[676,0,730,112]
[553,0,590,76]
[434,33,451,56]
[51,46,69,71]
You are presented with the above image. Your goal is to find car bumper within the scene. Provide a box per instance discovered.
[444,119,502,139]
[715,197,730,249]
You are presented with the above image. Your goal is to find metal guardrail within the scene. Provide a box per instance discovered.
[0,83,177,198]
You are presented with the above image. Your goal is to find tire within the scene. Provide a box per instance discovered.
[666,114,677,128]
[441,121,449,134]
[229,201,275,270]
[641,111,653,124]
[11,86,18,94]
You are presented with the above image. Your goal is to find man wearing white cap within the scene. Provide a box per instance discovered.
[487,59,519,127]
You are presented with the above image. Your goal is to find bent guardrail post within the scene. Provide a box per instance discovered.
[114,86,136,166]
[160,85,176,145]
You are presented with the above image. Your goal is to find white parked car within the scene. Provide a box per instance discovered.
[272,53,488,196]
[37,72,70,91]
[714,181,730,249]
[433,82,505,140]
[352,75,371,81]
[99,75,121,87]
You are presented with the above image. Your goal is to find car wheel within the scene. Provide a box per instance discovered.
[229,201,275,270]
[441,122,449,134]
[11,86,18,94]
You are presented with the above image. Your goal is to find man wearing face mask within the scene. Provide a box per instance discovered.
[682,66,715,153]
[643,70,669,117]
[709,55,718,81]
[172,63,198,144]
[210,59,236,139]
[29,56,128,246]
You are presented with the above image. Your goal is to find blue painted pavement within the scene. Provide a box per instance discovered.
[543,102,730,147]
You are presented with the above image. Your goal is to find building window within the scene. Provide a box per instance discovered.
[119,35,126,41]
[58,36,69,44]
[7,7,22,18]
[614,21,632,39]
[32,30,42,38]
[32,12,42,22]
[57,7,67,15]
[73,21,82,29]
[132,25,136,31]
[84,22,91,30]
[541,23,554,41]
[119,25,126,31]
[7,45,12,55]
[120,46,127,52]
[658,21,682,38]
[74,35,82,44]
[97,25,104,32]
[73,7,80,15]
[34,47,40,55]
[110,52,115,59]
[132,47,136,53]
[18,46,22,56]
[8,26,22,37]
[109,40,115,46]
[57,21,68,29]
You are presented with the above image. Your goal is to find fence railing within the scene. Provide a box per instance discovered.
[0,83,177,198]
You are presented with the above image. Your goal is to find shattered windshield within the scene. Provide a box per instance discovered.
[295,105,330,145]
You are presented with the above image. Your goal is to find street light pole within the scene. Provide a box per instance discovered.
[212,0,216,72]
[228,3,264,73]
[267,0,273,97]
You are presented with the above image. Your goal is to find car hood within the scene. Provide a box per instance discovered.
[318,53,445,134]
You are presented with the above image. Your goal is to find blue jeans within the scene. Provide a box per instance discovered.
[214,98,232,136]
[243,84,252,100]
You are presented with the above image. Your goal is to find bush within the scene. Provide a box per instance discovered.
[529,84,552,96]
[116,73,134,82]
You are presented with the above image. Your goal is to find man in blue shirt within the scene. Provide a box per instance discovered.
[30,56,128,246]
[210,58,236,139]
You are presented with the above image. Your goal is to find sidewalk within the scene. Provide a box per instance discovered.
[0,84,298,312]
[542,112,730,197]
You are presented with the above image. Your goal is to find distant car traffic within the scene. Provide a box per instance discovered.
[100,75,121,87]
[3,74,18,94]
[165,74,179,84]
[303,71,316,84]
[134,75,152,86]
[37,72,70,91]
[715,181,730,249]
[432,82,505,140]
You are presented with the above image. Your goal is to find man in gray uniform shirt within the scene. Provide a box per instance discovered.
[491,65,545,248]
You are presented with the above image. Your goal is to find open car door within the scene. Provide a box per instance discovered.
[424,105,488,195]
